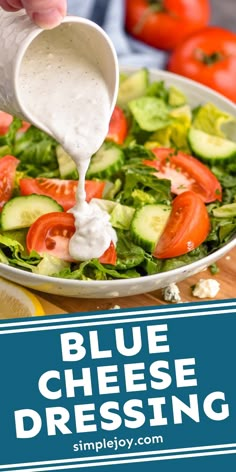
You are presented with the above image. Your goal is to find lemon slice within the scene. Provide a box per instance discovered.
[0,277,45,319]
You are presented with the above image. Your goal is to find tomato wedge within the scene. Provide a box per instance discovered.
[143,148,222,203]
[26,212,117,265]
[0,111,30,135]
[106,106,128,145]
[99,241,117,265]
[0,155,19,211]
[27,213,76,261]
[0,111,13,135]
[153,191,210,259]
[20,178,106,211]
[19,121,31,133]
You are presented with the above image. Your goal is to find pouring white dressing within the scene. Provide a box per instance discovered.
[18,22,117,261]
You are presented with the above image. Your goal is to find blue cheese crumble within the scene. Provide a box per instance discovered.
[192,279,220,299]
[162,283,181,303]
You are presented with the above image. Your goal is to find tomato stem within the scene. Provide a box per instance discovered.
[148,0,164,10]
[132,1,165,35]
[195,49,225,65]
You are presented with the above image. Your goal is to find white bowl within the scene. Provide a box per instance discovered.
[0,68,236,298]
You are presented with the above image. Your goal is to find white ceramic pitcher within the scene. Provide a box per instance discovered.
[0,9,119,135]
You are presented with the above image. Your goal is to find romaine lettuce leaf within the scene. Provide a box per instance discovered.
[0,233,41,270]
[117,167,171,207]
[128,97,171,132]
[0,145,11,157]
[192,103,235,137]
[53,259,140,280]
[168,86,187,107]
[146,80,169,102]
[0,117,22,147]
[32,253,70,275]
[115,232,145,269]
[14,126,59,177]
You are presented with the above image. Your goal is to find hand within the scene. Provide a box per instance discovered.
[0,0,67,28]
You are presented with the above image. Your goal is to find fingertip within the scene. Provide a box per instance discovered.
[31,8,65,29]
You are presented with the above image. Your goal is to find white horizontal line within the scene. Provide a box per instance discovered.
[6,449,236,472]
[2,442,236,469]
[0,309,234,335]
[1,301,236,328]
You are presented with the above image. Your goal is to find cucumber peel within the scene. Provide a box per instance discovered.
[87,143,124,179]
[130,204,171,252]
[1,195,63,230]
[188,127,236,163]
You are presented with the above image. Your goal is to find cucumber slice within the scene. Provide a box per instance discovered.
[56,145,78,179]
[188,128,236,163]
[1,195,63,230]
[86,143,124,179]
[117,69,149,107]
[130,204,171,252]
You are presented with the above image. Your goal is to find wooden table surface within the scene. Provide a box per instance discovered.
[34,247,236,316]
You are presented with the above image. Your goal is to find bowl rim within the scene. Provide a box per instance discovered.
[0,237,235,288]
[1,67,236,290]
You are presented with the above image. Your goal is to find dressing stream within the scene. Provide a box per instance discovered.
[18,23,117,261]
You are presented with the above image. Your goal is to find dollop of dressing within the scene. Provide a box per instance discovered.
[18,23,117,261]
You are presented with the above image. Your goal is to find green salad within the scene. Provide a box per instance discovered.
[0,68,236,281]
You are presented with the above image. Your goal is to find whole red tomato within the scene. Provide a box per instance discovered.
[125,0,210,51]
[168,27,236,102]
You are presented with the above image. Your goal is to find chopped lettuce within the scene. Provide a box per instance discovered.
[14,126,59,177]
[0,249,9,264]
[129,189,156,207]
[147,121,191,152]
[168,86,187,107]
[210,165,236,204]
[110,204,135,230]
[213,202,236,218]
[117,167,171,207]
[115,232,145,269]
[146,80,169,102]
[54,259,141,280]
[32,254,70,276]
[0,233,41,270]
[170,105,192,124]
[128,97,171,132]
[192,103,235,137]
[0,145,11,157]
[124,143,155,161]
[0,117,22,147]
[161,246,208,272]
[90,199,135,230]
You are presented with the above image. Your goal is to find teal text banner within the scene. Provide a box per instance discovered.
[0,300,236,471]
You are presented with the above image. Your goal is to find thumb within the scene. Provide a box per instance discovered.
[22,0,67,29]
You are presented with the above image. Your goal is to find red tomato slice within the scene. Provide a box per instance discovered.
[0,111,13,135]
[27,213,76,261]
[0,111,30,135]
[106,106,128,145]
[19,121,31,133]
[26,212,117,264]
[143,148,222,203]
[20,178,106,211]
[153,191,210,259]
[99,241,117,265]
[0,155,19,211]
